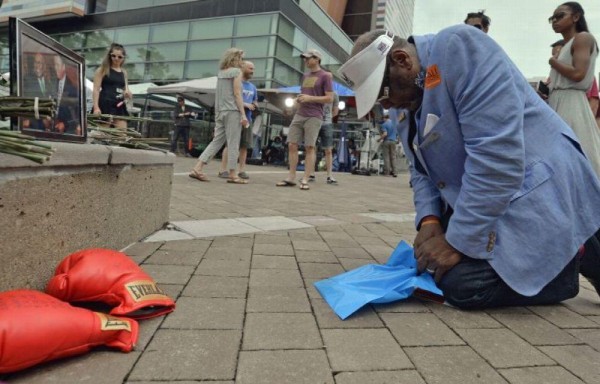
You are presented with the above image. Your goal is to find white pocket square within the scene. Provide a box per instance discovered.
[423,113,440,136]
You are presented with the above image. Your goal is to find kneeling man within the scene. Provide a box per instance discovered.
[338,26,600,308]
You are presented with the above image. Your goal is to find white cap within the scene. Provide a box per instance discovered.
[337,32,394,118]
[300,49,323,60]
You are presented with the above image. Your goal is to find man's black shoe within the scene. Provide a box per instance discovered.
[580,229,600,297]
[586,278,600,297]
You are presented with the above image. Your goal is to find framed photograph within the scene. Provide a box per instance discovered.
[9,17,86,142]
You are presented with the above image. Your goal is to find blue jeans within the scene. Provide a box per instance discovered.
[437,207,584,309]
[439,255,580,309]
[252,135,261,159]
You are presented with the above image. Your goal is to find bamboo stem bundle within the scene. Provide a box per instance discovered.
[87,115,169,153]
[0,96,55,120]
[0,97,55,163]
[0,129,54,163]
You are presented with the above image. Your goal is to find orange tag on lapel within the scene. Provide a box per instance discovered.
[425,64,441,89]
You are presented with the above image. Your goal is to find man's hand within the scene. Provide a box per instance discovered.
[296,94,311,104]
[415,234,462,283]
[413,221,443,250]
[245,103,256,111]
[241,116,249,128]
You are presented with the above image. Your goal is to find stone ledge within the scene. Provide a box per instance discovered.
[0,141,174,173]
[0,141,174,291]
[109,145,175,165]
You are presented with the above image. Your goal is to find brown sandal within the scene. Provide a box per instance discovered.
[227,178,248,184]
[189,170,209,182]
[276,180,297,187]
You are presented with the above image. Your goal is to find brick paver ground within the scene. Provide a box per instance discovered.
[4,157,600,383]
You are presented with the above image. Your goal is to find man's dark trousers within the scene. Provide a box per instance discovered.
[171,125,189,154]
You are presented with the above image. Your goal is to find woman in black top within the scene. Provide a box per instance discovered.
[92,43,132,128]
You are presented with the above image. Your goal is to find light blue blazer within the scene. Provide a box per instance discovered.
[406,25,600,296]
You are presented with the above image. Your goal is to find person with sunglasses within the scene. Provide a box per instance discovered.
[547,2,600,176]
[92,43,132,129]
[338,26,600,309]
[464,10,490,34]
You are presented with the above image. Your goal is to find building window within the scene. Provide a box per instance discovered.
[57,32,85,50]
[82,48,109,69]
[188,40,232,61]
[273,60,301,86]
[278,16,295,45]
[249,58,267,79]
[92,0,197,12]
[82,30,115,50]
[147,43,187,61]
[115,26,150,45]
[124,63,146,81]
[122,44,149,63]
[146,62,184,81]
[275,38,299,70]
[232,36,271,58]
[235,14,275,37]
[190,18,234,40]
[150,22,189,43]
[292,29,308,52]
[185,60,219,79]
[86,65,98,80]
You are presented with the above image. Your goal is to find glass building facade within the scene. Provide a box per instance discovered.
[0,0,363,151]
[0,0,353,89]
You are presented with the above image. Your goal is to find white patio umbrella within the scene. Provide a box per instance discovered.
[146,77,218,108]
[147,76,282,115]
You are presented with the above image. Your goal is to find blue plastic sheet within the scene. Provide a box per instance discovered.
[314,241,444,319]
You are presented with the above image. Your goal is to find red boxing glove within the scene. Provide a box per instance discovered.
[46,248,175,319]
[0,290,138,374]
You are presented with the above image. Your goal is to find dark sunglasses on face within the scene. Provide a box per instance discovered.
[111,53,124,59]
[548,12,569,23]
[472,24,483,30]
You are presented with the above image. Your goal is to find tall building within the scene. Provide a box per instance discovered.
[329,0,414,41]
[375,0,415,38]
[0,0,354,88]
[339,0,374,41]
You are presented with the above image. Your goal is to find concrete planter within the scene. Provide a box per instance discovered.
[0,142,175,291]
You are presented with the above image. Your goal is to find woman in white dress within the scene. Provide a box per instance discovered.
[548,1,600,176]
